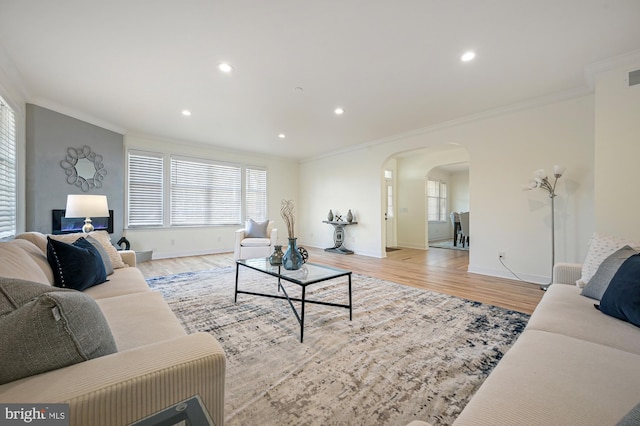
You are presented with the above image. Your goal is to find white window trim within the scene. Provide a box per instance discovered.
[427,179,448,222]
[126,149,165,228]
[244,165,268,222]
[0,95,17,239]
[126,148,269,230]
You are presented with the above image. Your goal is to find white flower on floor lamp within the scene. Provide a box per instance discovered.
[522,165,565,291]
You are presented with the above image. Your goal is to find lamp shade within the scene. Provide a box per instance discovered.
[65,195,109,218]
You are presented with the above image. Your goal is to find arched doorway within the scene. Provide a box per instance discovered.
[382,144,469,253]
[426,162,469,249]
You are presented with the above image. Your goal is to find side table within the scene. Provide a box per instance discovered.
[323,220,357,254]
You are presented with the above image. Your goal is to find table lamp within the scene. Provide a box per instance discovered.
[65,194,109,233]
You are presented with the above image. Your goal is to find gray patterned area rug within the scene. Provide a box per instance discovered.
[146,267,529,426]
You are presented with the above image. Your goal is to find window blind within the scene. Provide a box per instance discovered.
[0,97,16,239]
[127,151,164,227]
[170,157,241,226]
[245,166,267,221]
[427,180,447,221]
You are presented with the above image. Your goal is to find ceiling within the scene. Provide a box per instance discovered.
[1,1,639,160]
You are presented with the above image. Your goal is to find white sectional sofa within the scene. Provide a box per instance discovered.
[0,232,226,426]
[452,262,640,425]
[411,259,640,426]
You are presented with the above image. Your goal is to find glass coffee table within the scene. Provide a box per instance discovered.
[235,258,352,342]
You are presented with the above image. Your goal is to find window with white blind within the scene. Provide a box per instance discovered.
[170,156,242,226]
[0,97,17,239]
[245,167,267,221]
[127,151,164,227]
[427,179,447,222]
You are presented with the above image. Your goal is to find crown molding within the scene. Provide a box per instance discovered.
[584,49,640,90]
[124,130,298,164]
[302,85,592,163]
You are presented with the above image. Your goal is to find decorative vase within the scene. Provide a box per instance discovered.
[269,245,284,266]
[347,209,354,222]
[283,238,304,270]
[328,209,334,221]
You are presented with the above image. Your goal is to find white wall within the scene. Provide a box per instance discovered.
[594,61,640,239]
[300,95,595,283]
[466,97,594,282]
[298,148,384,257]
[124,134,299,259]
[450,169,470,213]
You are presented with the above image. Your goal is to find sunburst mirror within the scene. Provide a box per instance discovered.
[60,145,108,192]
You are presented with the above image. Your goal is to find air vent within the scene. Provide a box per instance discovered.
[629,69,640,87]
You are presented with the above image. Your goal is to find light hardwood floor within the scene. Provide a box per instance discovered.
[137,246,544,314]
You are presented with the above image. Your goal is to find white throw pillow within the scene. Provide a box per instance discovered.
[577,233,640,288]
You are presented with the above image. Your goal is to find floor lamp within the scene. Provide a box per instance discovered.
[523,165,565,290]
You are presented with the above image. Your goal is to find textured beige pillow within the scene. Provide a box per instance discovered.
[50,231,126,269]
[0,241,50,284]
[577,233,640,288]
[14,231,48,253]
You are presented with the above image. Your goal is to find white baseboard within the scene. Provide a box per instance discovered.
[395,242,426,250]
[151,247,232,260]
[467,265,550,286]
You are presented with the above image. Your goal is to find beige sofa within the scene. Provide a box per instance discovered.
[0,232,226,426]
[411,262,640,426]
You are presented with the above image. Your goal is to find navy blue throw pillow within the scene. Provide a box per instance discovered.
[47,236,107,291]
[598,253,640,328]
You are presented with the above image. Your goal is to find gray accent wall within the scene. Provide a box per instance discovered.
[25,104,125,241]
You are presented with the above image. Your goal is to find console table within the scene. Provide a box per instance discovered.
[322,220,357,254]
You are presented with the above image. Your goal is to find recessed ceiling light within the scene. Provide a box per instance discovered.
[293,87,304,93]
[218,63,233,73]
[334,107,345,115]
[181,110,192,116]
[278,133,286,139]
[461,51,476,62]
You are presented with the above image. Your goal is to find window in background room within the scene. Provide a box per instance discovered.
[0,97,16,239]
[245,166,267,221]
[427,179,447,222]
[170,156,242,226]
[127,151,164,227]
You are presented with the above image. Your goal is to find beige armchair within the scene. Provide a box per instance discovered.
[234,220,278,260]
